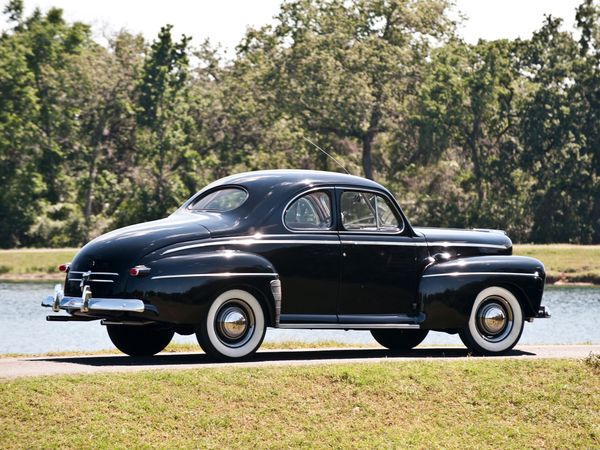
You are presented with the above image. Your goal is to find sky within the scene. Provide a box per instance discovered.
[0,0,583,54]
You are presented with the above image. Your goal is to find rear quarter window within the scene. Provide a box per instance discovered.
[189,188,248,212]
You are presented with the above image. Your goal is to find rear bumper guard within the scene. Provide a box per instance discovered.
[536,305,551,319]
[42,284,156,315]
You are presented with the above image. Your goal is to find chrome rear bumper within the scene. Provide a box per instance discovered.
[42,284,153,315]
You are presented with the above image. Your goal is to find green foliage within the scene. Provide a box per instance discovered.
[239,0,455,179]
[0,0,599,246]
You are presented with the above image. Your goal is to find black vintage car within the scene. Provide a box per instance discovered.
[43,170,549,359]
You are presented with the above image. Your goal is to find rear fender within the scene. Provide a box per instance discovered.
[126,250,280,326]
[419,256,545,329]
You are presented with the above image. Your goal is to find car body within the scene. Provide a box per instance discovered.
[43,170,549,359]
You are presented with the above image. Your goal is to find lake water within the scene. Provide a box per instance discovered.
[1,282,599,354]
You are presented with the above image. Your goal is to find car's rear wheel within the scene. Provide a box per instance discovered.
[459,286,524,355]
[370,329,429,351]
[196,289,266,361]
[106,324,174,356]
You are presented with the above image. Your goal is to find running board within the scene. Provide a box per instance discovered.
[278,323,421,330]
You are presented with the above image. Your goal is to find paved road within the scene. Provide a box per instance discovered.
[0,345,597,379]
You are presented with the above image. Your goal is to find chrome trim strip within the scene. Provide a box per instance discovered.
[163,234,508,255]
[68,271,119,276]
[341,240,427,247]
[278,323,420,329]
[427,242,508,249]
[151,272,279,280]
[69,278,113,283]
[422,271,540,278]
[163,238,339,255]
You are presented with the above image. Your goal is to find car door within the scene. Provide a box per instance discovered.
[269,188,341,324]
[337,188,423,323]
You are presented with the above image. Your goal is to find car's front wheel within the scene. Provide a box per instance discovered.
[106,324,174,356]
[370,329,429,351]
[459,286,524,355]
[196,289,266,361]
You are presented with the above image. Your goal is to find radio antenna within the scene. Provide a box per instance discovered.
[303,136,351,175]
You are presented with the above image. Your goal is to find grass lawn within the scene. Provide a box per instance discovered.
[0,358,598,448]
[0,248,76,280]
[1,245,599,284]
[514,244,600,284]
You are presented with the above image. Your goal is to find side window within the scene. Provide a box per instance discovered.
[340,191,401,232]
[189,188,248,212]
[284,191,332,230]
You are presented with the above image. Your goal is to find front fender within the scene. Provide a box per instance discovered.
[125,250,279,325]
[419,256,545,329]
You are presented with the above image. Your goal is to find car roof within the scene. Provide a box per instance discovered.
[207,169,387,192]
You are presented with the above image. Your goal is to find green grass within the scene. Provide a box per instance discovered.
[1,245,600,284]
[0,359,597,448]
[0,248,76,279]
[514,244,600,284]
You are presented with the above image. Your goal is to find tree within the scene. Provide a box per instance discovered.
[61,32,143,241]
[519,12,598,243]
[237,0,455,180]
[410,39,532,234]
[0,5,91,246]
[115,25,193,225]
[0,34,43,246]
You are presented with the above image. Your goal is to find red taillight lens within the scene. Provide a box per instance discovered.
[129,265,150,277]
[58,263,70,273]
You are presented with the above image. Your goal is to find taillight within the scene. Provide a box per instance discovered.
[58,263,71,273]
[129,265,151,277]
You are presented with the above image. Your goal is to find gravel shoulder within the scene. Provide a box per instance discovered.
[0,344,597,379]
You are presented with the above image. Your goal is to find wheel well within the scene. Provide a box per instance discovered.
[495,283,536,318]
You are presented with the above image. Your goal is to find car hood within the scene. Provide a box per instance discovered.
[414,227,512,251]
[70,216,210,273]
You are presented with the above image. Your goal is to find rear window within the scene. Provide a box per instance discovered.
[189,188,248,212]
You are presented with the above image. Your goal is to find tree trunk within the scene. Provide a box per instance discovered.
[83,147,97,242]
[362,134,374,180]
[362,102,383,180]
[467,116,485,221]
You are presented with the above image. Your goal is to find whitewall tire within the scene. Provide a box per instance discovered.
[196,289,266,360]
[459,286,524,355]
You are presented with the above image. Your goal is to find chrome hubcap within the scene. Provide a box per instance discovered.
[476,296,513,343]
[480,305,506,334]
[215,301,255,347]
[219,308,247,339]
